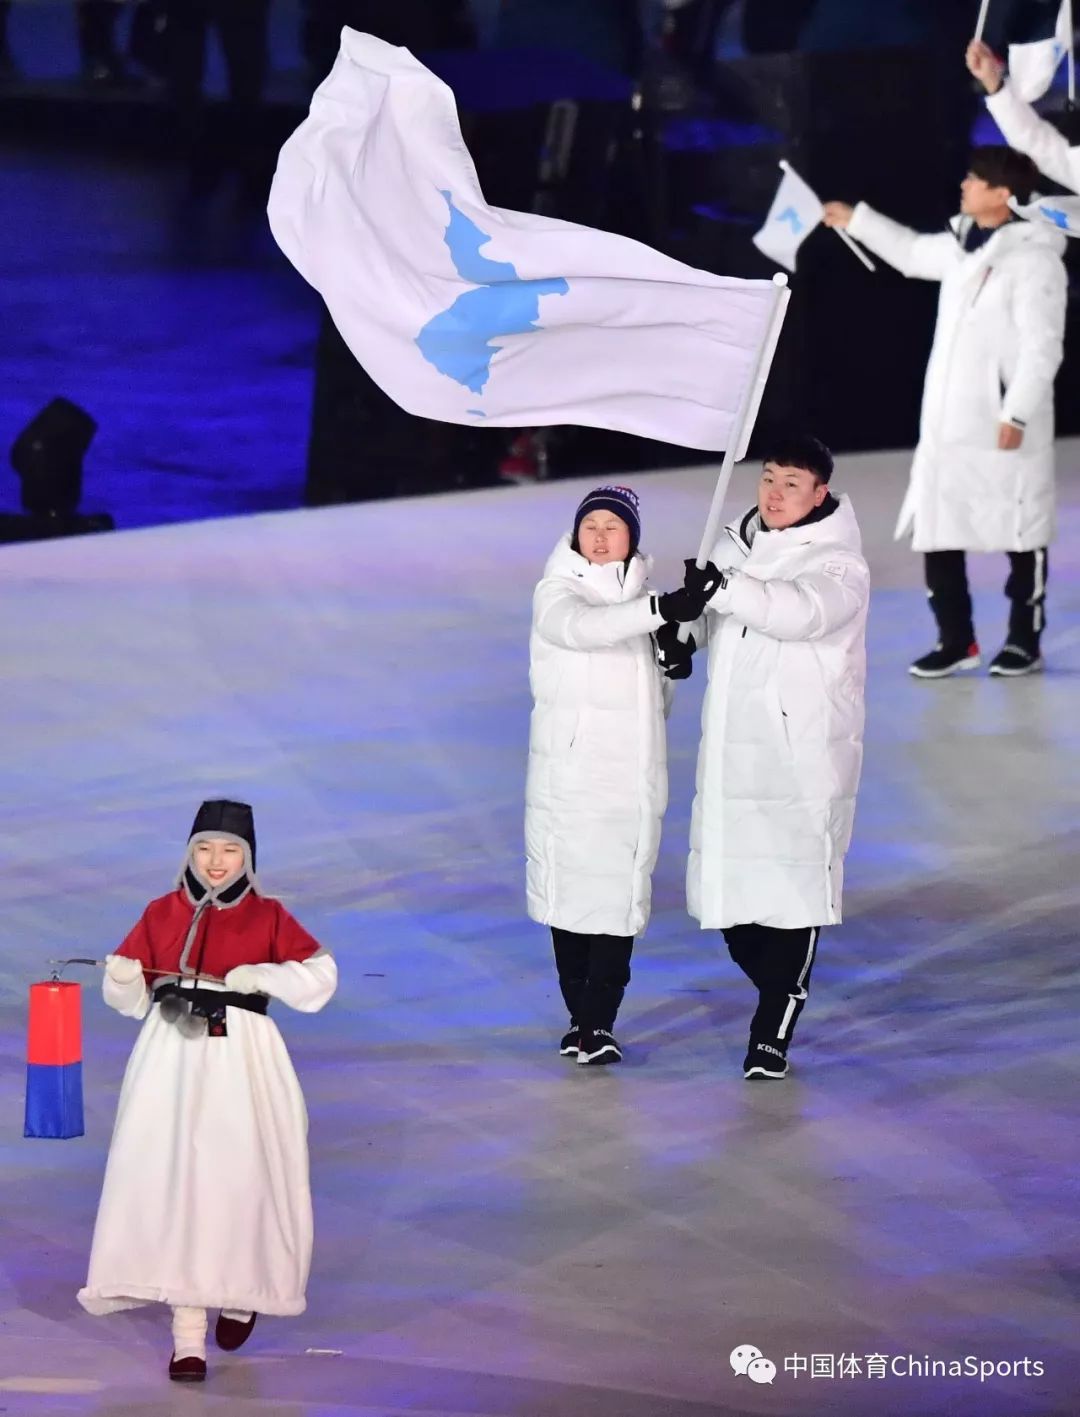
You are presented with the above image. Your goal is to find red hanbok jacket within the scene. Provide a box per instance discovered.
[117,889,321,980]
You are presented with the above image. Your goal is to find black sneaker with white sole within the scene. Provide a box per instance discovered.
[743,1043,788,1081]
[909,643,981,679]
[577,1028,622,1065]
[559,1027,580,1057]
[989,644,1043,677]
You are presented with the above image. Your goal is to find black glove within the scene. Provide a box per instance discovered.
[655,621,696,680]
[683,559,727,599]
[656,587,708,623]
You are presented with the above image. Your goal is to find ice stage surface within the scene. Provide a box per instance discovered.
[1,446,1079,1417]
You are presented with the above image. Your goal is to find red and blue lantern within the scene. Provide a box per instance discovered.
[25,980,85,1139]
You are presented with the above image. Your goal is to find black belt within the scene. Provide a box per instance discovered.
[153,983,269,1016]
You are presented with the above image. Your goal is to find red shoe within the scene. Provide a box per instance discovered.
[215,1311,257,1351]
[168,1354,207,1382]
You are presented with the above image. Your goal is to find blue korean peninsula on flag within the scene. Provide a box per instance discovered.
[414,193,568,406]
[269,29,783,452]
[752,162,823,272]
[1011,193,1080,235]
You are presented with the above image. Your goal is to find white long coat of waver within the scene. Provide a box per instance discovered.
[986,81,1080,195]
[688,497,869,930]
[526,536,668,937]
[847,203,1066,552]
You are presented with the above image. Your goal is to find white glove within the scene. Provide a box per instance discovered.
[224,964,268,995]
[105,953,143,986]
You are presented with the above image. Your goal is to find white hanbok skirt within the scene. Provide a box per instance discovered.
[78,1000,313,1316]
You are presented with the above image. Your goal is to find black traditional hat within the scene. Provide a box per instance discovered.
[188,799,256,871]
[175,800,260,968]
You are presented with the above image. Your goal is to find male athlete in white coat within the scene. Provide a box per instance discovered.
[682,435,869,1080]
[967,38,1080,195]
[825,147,1066,679]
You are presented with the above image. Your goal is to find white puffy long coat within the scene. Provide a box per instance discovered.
[847,202,1066,552]
[526,536,668,937]
[688,497,869,930]
[986,81,1080,195]
[79,953,337,1318]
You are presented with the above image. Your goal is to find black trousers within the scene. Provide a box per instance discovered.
[924,548,1048,652]
[551,927,633,1033]
[723,924,819,1052]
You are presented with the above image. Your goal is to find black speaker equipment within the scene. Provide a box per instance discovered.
[3,398,114,544]
[11,397,98,517]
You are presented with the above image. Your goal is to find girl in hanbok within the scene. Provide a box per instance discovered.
[78,800,337,1383]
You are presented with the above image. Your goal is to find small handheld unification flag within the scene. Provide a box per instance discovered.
[25,980,84,1139]
[752,160,823,272]
[1010,192,1080,234]
[1007,0,1071,101]
[269,30,785,454]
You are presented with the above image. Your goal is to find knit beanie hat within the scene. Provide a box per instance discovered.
[571,485,641,555]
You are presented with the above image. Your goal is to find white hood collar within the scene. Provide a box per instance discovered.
[728,493,863,558]
[949,213,1067,259]
[543,533,652,600]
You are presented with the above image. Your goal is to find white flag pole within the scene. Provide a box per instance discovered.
[1067,0,1076,107]
[677,273,791,641]
[835,227,877,271]
[694,274,790,563]
[974,0,992,42]
[733,274,791,466]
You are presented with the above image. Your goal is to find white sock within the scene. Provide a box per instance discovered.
[221,1308,253,1323]
[171,1305,208,1361]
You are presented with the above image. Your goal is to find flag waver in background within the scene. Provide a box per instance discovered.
[25,980,84,1139]
[269,29,784,453]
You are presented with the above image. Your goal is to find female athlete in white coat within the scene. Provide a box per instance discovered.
[825,147,1066,679]
[526,485,706,1065]
[682,436,869,1080]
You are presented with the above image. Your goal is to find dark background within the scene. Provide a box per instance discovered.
[1,0,1077,522]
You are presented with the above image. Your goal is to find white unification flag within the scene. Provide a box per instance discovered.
[1008,0,1071,101]
[1011,192,1080,234]
[268,30,783,452]
[752,161,822,273]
